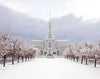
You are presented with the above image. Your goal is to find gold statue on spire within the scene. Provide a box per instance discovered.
[49,12,51,20]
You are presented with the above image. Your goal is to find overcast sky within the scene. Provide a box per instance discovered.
[0,0,100,21]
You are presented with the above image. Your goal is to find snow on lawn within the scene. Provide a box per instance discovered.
[0,58,100,79]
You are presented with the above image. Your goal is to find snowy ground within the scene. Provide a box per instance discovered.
[0,58,100,79]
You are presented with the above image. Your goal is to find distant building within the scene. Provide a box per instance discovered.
[30,17,70,57]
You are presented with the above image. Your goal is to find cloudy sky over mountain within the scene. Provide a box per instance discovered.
[0,0,100,42]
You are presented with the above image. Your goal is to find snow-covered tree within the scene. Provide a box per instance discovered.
[64,41,100,67]
[0,31,36,67]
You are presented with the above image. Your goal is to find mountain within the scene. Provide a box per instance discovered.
[0,5,100,42]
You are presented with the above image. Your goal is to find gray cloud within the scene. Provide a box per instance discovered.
[0,5,100,43]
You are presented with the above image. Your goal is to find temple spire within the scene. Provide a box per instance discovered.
[46,12,55,39]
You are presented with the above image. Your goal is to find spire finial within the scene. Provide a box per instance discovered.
[49,12,51,20]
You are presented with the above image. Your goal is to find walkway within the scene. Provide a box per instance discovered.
[0,58,100,79]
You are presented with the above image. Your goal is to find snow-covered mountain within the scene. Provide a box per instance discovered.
[0,5,100,42]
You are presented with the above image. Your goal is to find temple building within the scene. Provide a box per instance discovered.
[30,15,70,57]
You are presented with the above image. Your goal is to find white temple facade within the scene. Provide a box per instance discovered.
[30,19,70,57]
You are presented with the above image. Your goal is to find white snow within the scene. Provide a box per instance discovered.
[0,58,100,79]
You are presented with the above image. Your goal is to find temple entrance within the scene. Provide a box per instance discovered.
[40,50,43,55]
[47,49,53,57]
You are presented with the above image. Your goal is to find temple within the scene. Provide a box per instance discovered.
[30,14,70,57]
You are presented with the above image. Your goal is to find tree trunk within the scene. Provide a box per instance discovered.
[25,56,27,61]
[81,57,83,64]
[70,56,72,60]
[77,57,79,62]
[67,56,68,59]
[3,55,6,67]
[12,54,14,65]
[94,58,97,67]
[17,56,20,63]
[86,58,87,65]
[30,56,32,60]
[73,57,75,61]
[28,56,29,60]
[22,56,24,62]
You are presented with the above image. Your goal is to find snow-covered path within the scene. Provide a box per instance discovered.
[0,58,100,79]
